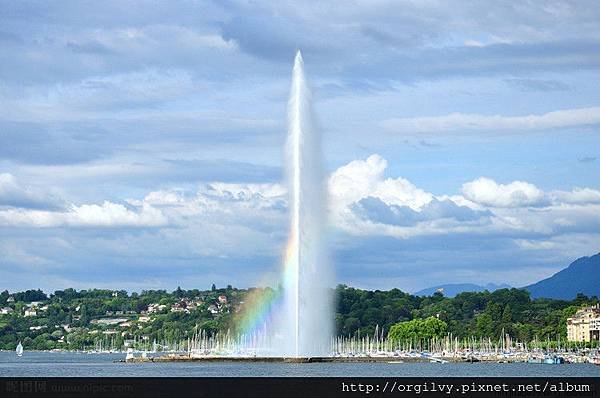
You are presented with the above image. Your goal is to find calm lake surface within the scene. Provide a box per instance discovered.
[1,352,599,377]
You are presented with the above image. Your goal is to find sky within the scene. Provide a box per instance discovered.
[1,1,599,293]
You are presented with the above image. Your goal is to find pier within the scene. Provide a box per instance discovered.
[124,355,451,363]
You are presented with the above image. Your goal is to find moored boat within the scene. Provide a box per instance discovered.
[543,357,564,364]
[16,342,23,357]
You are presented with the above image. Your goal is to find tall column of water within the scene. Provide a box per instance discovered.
[278,51,332,357]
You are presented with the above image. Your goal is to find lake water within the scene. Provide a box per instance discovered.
[1,352,599,377]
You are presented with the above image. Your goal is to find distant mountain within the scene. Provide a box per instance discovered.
[414,283,511,298]
[523,253,600,300]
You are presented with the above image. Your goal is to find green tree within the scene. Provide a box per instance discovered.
[500,304,513,335]
[342,317,360,336]
[388,317,447,343]
[0,290,9,305]
[422,316,448,339]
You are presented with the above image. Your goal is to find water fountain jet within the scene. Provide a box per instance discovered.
[278,50,333,357]
[234,51,332,358]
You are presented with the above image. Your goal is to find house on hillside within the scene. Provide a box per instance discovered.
[170,302,187,313]
[24,308,37,317]
[147,304,167,314]
[29,325,46,331]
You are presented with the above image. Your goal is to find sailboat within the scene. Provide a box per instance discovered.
[16,341,23,357]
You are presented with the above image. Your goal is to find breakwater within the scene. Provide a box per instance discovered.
[124,355,449,363]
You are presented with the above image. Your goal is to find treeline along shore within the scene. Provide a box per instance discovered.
[0,285,598,351]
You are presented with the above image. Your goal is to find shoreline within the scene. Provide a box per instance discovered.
[2,350,597,365]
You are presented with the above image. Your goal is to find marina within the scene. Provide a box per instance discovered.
[114,326,600,365]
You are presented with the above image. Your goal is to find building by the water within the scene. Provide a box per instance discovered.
[567,304,600,342]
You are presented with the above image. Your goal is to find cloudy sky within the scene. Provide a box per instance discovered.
[1,1,599,293]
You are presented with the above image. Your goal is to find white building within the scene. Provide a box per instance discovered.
[29,325,46,331]
[24,308,37,317]
[567,304,600,342]
[147,304,167,314]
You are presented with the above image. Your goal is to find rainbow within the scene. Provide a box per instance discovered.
[235,231,298,339]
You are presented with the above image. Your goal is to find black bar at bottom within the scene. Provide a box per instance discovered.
[1,377,598,398]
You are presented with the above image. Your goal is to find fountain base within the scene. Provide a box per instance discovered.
[122,355,457,363]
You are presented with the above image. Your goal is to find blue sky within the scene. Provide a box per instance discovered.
[1,1,600,293]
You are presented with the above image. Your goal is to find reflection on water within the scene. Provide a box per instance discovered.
[1,352,599,377]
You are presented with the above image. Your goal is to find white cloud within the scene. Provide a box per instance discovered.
[328,156,600,243]
[0,173,168,228]
[513,232,600,263]
[515,239,557,250]
[0,172,64,210]
[86,25,237,53]
[0,201,167,228]
[328,155,496,238]
[0,182,282,231]
[1,69,196,122]
[4,158,600,243]
[202,182,286,203]
[328,155,387,207]
[131,184,288,258]
[461,177,546,208]
[549,187,600,204]
[329,154,432,211]
[2,156,600,272]
[381,106,600,134]
[68,202,167,227]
